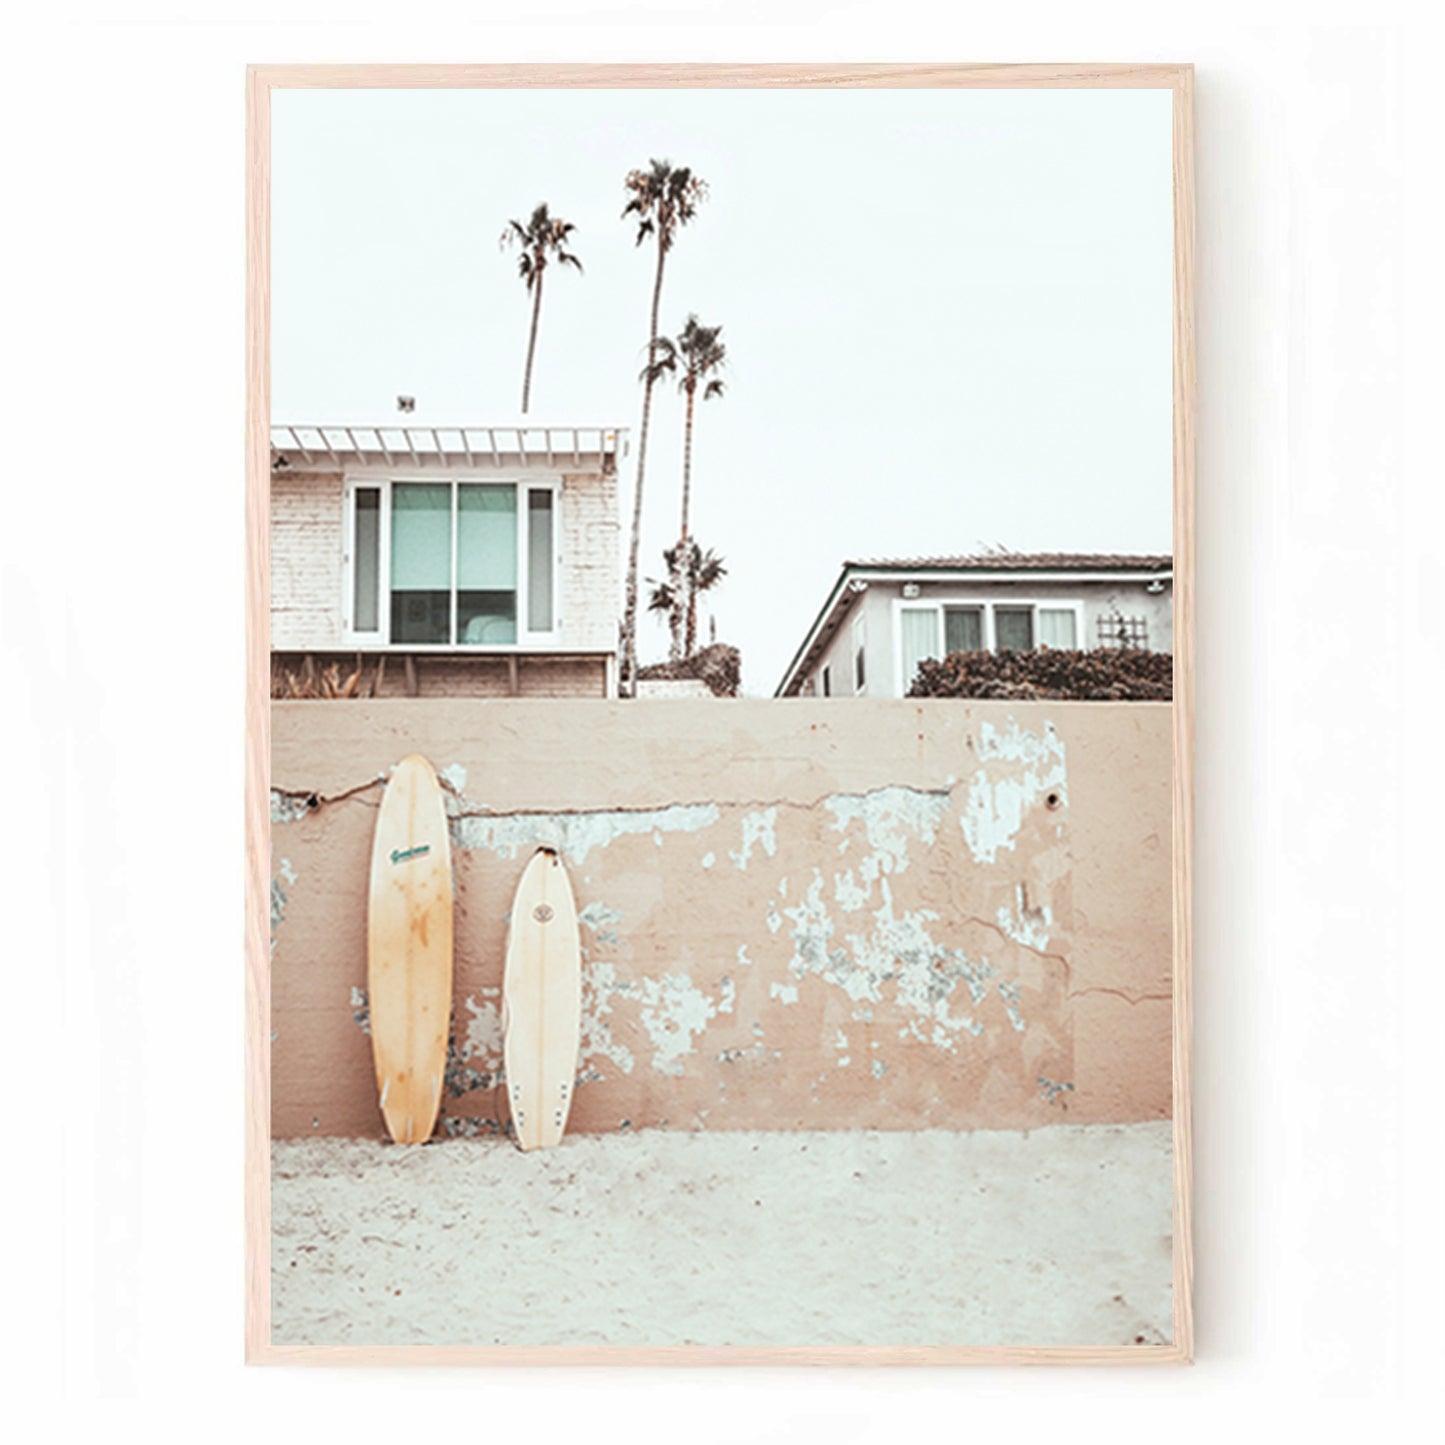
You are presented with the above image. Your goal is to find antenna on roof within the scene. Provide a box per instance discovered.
[396,395,416,414]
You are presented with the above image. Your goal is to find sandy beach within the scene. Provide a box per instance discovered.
[271,1121,1172,1348]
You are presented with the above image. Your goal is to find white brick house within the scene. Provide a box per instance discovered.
[270,424,625,698]
[776,553,1174,699]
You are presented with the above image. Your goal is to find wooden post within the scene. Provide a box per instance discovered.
[507,655,520,697]
[404,654,418,697]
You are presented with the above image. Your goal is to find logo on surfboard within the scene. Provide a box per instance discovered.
[390,843,431,865]
[533,903,555,923]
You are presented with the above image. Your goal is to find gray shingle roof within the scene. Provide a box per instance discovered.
[845,552,1172,572]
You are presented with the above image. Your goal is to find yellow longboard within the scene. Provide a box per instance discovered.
[367,754,454,1144]
[503,848,583,1151]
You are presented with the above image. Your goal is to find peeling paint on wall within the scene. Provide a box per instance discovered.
[271,791,310,825]
[997,883,1055,951]
[269,877,287,957]
[825,786,950,872]
[635,973,736,1076]
[729,808,778,870]
[269,698,1170,1140]
[580,962,637,1077]
[349,986,370,1036]
[453,802,720,863]
[461,992,503,1067]
[959,719,1068,865]
[579,901,622,947]
[269,859,298,958]
[998,980,1027,1032]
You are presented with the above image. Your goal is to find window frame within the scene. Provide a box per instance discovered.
[341,474,563,650]
[890,596,1086,695]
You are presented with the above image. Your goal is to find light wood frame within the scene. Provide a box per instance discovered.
[246,61,1195,1366]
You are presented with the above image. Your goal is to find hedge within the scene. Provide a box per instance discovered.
[906,648,1173,701]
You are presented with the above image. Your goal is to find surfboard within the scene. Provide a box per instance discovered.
[367,753,454,1144]
[503,847,583,1151]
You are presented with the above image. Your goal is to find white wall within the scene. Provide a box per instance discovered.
[7,5,1440,1442]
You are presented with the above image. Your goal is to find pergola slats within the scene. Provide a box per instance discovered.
[269,424,626,470]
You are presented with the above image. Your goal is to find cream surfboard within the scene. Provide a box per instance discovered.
[503,848,583,1151]
[367,753,454,1144]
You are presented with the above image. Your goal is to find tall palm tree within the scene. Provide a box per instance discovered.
[642,315,727,660]
[617,160,708,695]
[499,203,582,415]
[647,542,727,657]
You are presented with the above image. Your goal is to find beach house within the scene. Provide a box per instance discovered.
[776,553,1174,699]
[269,423,625,698]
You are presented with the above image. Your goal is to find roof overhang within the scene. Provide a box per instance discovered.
[774,563,1175,697]
[270,423,628,472]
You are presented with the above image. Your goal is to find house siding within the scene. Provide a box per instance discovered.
[268,464,619,661]
[558,469,619,653]
[270,470,345,651]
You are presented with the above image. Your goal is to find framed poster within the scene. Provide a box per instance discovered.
[246,63,1194,1364]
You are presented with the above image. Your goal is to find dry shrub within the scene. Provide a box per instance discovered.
[272,661,364,700]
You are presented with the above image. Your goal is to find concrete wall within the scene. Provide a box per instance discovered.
[269,699,1172,1139]
[801,579,1175,699]
[269,465,619,655]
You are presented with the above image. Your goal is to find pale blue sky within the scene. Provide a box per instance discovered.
[272,86,1174,694]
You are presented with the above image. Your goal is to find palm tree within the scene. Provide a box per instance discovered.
[642,315,727,660]
[617,160,708,695]
[647,542,727,657]
[499,203,583,415]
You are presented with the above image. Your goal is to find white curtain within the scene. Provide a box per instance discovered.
[390,484,451,588]
[457,485,518,589]
[899,609,941,691]
[1038,608,1078,648]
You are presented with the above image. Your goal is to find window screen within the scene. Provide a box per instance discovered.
[994,607,1034,651]
[944,607,983,654]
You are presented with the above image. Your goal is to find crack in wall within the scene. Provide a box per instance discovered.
[1068,986,1170,1006]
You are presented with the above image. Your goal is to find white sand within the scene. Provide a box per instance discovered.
[271,1122,1172,1348]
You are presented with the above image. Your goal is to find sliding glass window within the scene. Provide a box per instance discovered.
[390,484,452,643]
[457,485,518,644]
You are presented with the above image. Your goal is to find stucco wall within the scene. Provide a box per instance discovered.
[800,579,1174,699]
[269,699,1172,1139]
[269,466,619,655]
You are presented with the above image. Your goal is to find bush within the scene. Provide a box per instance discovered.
[907,648,1172,702]
[637,643,741,698]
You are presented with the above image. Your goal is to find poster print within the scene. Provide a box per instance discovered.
[248,64,1194,1363]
